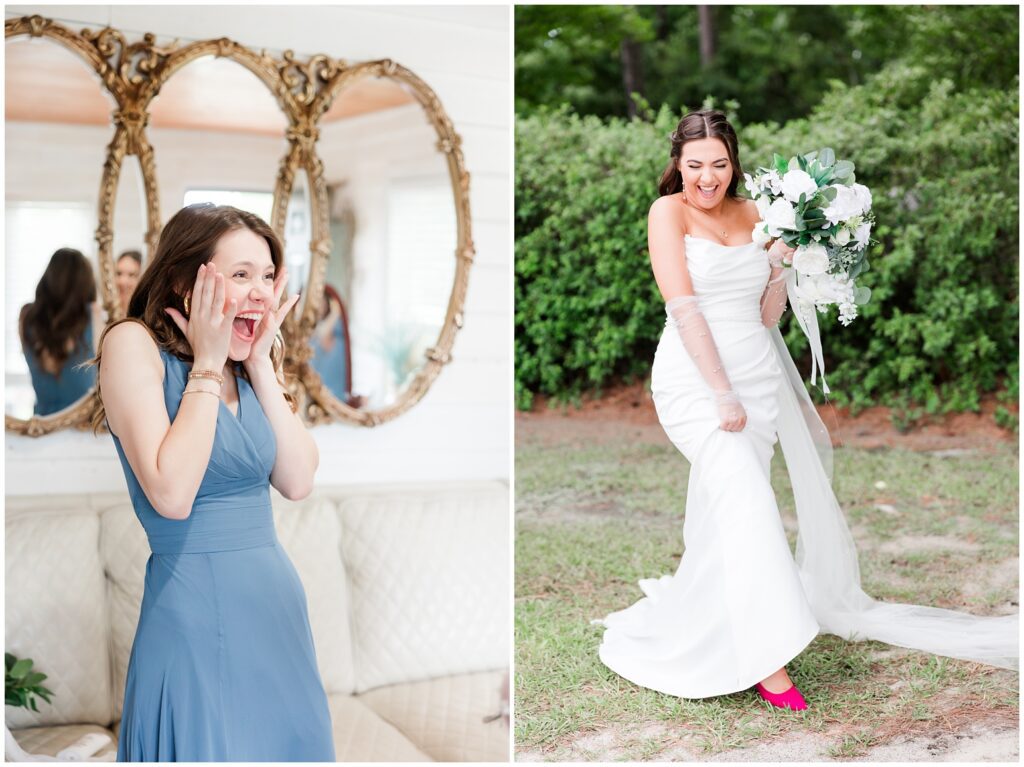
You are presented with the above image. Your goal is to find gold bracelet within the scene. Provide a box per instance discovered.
[188,369,224,386]
[182,389,220,399]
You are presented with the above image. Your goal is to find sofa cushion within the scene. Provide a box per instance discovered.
[358,670,509,762]
[272,496,356,694]
[326,694,432,761]
[10,723,118,759]
[337,482,509,691]
[5,508,112,728]
[99,501,149,723]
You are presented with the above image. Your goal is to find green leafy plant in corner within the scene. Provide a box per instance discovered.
[5,653,54,712]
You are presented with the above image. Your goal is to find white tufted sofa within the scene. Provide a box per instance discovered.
[5,481,510,762]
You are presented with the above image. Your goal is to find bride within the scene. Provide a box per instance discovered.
[593,109,1018,711]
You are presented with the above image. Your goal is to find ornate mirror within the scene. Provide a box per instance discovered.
[5,17,475,433]
[147,50,288,251]
[4,28,114,433]
[299,64,473,426]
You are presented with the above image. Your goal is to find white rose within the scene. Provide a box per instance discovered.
[755,194,771,219]
[764,198,796,236]
[853,221,872,251]
[835,227,851,246]
[792,242,830,276]
[851,183,873,214]
[743,172,761,198]
[751,223,772,247]
[780,169,818,204]
[795,274,824,308]
[823,184,862,225]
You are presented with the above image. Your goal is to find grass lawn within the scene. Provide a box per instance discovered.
[514,432,1018,761]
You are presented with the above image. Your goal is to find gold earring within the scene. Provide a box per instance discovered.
[183,294,191,315]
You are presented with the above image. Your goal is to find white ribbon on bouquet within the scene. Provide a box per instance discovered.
[784,266,831,395]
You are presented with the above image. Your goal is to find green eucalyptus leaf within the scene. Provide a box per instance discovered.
[854,286,872,305]
[819,147,836,167]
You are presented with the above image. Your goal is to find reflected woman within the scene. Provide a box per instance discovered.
[115,249,143,315]
[310,284,353,405]
[19,247,103,416]
[92,203,335,761]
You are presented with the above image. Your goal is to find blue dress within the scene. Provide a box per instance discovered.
[23,321,95,415]
[310,319,349,402]
[111,348,335,762]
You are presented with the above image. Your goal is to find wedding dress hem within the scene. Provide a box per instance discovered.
[599,620,819,700]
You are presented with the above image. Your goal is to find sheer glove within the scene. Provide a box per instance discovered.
[666,295,746,431]
[760,268,789,328]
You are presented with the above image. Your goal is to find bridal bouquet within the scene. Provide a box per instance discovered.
[744,148,875,326]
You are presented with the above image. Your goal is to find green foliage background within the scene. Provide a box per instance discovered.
[515,5,1019,126]
[515,61,1019,413]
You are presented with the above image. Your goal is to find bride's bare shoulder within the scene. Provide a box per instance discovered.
[649,193,688,230]
[740,197,760,224]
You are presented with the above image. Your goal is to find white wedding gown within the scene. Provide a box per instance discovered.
[595,233,1018,698]
[596,235,819,698]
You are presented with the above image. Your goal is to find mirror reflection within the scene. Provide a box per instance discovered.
[148,54,286,248]
[316,76,457,411]
[5,36,114,420]
[285,169,312,316]
[112,154,147,315]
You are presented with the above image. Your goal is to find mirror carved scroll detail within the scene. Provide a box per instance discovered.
[5,16,472,435]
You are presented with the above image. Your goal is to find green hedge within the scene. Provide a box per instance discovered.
[515,63,1019,414]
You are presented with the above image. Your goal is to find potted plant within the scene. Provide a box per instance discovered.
[5,652,53,713]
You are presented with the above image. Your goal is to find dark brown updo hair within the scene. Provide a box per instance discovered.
[658,109,744,198]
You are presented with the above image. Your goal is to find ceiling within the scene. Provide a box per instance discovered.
[6,37,415,135]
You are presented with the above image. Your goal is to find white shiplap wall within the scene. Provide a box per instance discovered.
[3,4,511,494]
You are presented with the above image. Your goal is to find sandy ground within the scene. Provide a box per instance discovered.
[515,721,1019,762]
[518,383,1017,453]
[515,390,1019,762]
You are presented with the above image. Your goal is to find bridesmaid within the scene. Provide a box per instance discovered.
[91,203,335,761]
[20,247,103,416]
[114,249,143,315]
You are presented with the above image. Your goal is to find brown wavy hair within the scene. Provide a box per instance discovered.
[20,248,96,376]
[658,109,744,198]
[89,203,296,433]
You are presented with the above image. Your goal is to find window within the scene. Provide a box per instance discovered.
[5,202,94,416]
[182,189,274,224]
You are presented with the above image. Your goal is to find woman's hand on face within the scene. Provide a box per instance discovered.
[247,265,300,366]
[165,263,237,369]
[767,238,796,268]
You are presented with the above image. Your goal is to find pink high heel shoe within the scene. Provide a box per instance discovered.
[754,681,808,710]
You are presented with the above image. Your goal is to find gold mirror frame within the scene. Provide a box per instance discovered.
[4,15,165,436]
[295,60,475,427]
[5,16,474,434]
